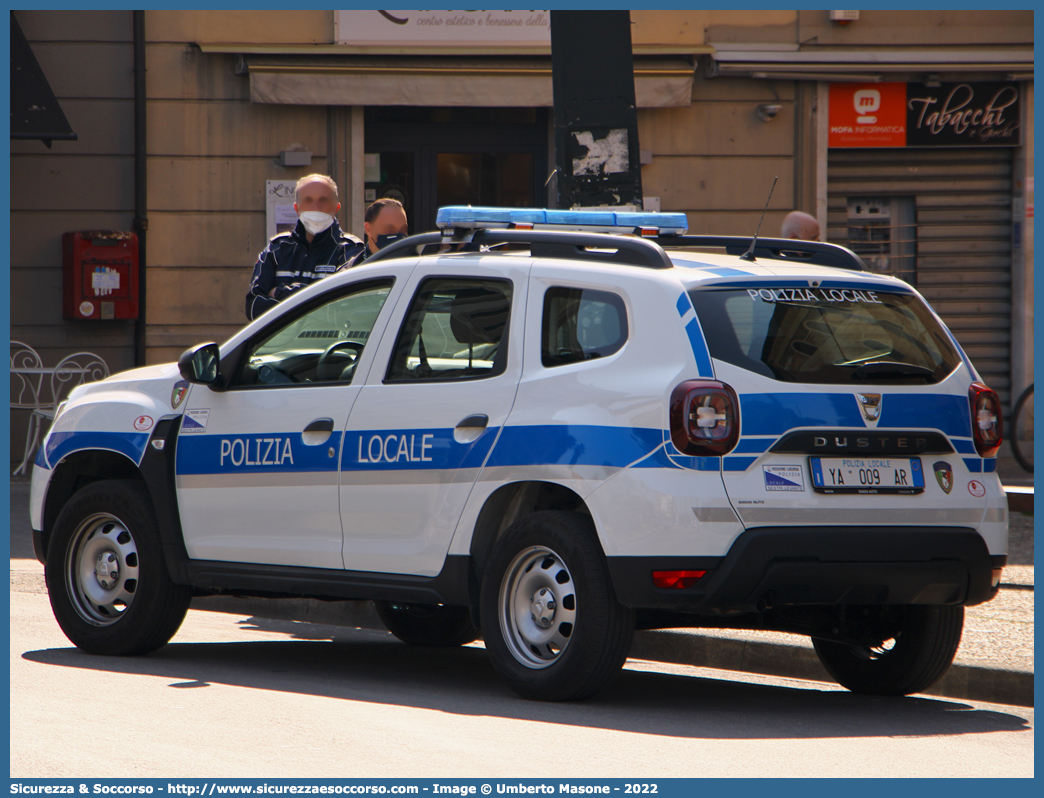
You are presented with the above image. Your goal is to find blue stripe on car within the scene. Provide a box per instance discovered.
[342,427,497,472]
[631,446,682,470]
[675,293,690,317]
[732,438,771,454]
[667,453,722,471]
[739,393,864,435]
[698,266,752,277]
[486,425,664,468]
[684,319,714,377]
[176,432,342,475]
[877,394,971,438]
[740,392,971,438]
[964,458,983,473]
[44,430,150,469]
[676,292,714,377]
[723,456,758,471]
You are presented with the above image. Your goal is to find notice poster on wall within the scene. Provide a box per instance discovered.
[266,180,298,240]
[829,82,1022,148]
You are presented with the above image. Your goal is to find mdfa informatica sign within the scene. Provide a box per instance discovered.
[829,81,1021,148]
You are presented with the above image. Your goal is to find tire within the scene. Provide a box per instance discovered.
[374,601,480,647]
[812,604,964,696]
[45,479,192,656]
[1010,384,1034,473]
[480,511,635,701]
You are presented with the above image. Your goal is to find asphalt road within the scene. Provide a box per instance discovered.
[11,585,1034,779]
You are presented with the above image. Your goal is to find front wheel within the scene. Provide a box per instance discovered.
[812,604,964,696]
[480,511,635,701]
[45,480,192,656]
[373,601,480,647]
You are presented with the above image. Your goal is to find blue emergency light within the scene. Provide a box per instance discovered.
[436,206,689,235]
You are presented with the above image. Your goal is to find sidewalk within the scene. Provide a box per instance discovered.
[9,469,1033,707]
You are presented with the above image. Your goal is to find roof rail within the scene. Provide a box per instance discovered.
[364,228,675,269]
[363,229,866,273]
[655,235,869,272]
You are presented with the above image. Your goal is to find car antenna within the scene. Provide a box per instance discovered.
[739,176,778,262]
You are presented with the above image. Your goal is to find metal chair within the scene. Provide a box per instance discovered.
[12,346,110,475]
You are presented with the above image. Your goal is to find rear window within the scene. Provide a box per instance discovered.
[688,285,961,384]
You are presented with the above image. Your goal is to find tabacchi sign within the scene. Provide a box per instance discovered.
[830,82,1021,148]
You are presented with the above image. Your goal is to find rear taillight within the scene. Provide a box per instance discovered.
[669,380,740,456]
[969,382,1003,458]
[652,570,706,589]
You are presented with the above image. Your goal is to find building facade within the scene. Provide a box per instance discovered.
[10,9,1033,464]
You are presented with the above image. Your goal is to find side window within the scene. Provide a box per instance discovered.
[542,287,628,367]
[231,280,394,387]
[386,278,512,381]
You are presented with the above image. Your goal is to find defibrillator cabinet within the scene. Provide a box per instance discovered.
[62,231,139,320]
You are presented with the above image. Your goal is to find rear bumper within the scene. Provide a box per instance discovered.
[607,526,1003,613]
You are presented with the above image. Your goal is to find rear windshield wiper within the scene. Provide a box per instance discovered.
[849,361,936,381]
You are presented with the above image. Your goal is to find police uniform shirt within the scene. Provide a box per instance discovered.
[246,218,364,321]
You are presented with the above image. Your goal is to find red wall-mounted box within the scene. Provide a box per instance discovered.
[62,231,139,320]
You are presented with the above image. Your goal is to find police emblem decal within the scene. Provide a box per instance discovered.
[856,393,882,424]
[933,461,953,494]
[171,380,189,409]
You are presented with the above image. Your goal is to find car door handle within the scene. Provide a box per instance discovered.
[302,417,334,446]
[454,414,489,444]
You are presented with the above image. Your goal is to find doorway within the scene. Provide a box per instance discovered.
[364,107,550,234]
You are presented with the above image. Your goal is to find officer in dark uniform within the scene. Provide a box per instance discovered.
[246,174,365,320]
[350,197,409,266]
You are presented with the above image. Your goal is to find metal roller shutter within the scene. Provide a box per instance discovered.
[827,147,1014,407]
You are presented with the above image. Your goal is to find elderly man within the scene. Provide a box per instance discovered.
[246,174,365,320]
[781,210,821,242]
[353,198,409,264]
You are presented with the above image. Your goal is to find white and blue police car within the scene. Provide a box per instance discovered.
[31,206,1008,701]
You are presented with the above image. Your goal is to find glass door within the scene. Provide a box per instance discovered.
[365,107,549,233]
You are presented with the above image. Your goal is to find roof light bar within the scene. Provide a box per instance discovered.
[436,206,689,235]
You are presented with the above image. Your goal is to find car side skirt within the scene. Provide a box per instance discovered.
[182,554,472,606]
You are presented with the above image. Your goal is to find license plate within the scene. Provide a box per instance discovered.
[809,456,924,494]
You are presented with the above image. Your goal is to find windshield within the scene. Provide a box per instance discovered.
[688,285,961,384]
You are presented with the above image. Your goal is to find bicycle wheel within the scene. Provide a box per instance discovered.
[1010,384,1034,473]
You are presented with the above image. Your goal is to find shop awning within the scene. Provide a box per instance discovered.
[708,46,1034,81]
[10,14,77,147]
[234,55,695,108]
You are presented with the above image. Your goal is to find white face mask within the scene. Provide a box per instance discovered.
[299,211,334,236]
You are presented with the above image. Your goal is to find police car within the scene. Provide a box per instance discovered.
[31,206,1008,701]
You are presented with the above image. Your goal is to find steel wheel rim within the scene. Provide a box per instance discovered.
[65,512,140,626]
[498,545,577,669]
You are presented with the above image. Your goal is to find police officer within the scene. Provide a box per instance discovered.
[352,198,409,265]
[246,174,365,320]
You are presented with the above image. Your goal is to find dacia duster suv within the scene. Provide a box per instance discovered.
[31,207,1008,701]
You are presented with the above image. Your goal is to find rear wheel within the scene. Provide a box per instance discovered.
[373,601,480,647]
[46,480,191,655]
[812,604,964,696]
[480,511,635,701]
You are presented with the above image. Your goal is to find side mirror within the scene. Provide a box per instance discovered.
[179,342,221,386]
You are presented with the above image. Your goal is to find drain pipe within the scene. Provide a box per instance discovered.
[133,10,148,366]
